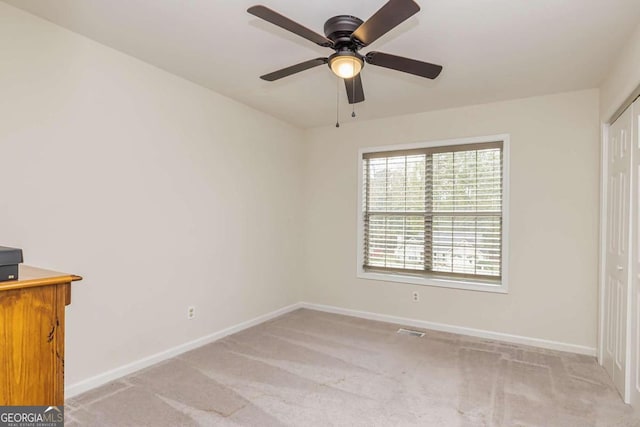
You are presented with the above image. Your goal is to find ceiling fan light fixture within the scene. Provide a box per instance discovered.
[249,1,444,108]
[329,52,363,79]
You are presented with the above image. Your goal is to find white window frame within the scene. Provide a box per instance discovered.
[357,134,510,294]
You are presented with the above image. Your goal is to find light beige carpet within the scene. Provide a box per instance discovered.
[66,309,639,426]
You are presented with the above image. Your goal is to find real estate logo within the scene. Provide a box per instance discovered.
[0,406,63,427]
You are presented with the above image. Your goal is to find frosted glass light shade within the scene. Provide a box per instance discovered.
[330,55,363,79]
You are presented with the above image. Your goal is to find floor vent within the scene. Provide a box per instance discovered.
[397,328,425,337]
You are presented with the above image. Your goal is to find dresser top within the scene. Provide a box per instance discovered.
[0,265,82,292]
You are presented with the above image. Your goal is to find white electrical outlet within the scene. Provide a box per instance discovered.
[187,306,196,320]
[412,291,419,302]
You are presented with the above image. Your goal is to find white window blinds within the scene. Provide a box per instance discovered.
[362,141,503,281]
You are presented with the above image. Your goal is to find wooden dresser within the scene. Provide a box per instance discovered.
[0,265,82,406]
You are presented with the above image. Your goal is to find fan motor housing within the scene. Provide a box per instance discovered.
[324,15,364,49]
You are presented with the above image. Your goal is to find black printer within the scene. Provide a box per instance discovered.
[0,246,23,282]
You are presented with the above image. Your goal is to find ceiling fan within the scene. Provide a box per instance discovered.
[247,0,443,104]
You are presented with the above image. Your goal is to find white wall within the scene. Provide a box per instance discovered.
[600,22,640,122]
[0,3,304,388]
[302,89,601,350]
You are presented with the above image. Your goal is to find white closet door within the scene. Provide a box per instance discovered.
[604,105,632,400]
[630,98,640,407]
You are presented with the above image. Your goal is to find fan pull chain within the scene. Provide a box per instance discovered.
[352,57,356,118]
[335,77,340,128]
[351,82,356,118]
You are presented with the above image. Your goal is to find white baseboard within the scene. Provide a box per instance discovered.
[299,302,597,357]
[66,300,597,398]
[65,302,302,398]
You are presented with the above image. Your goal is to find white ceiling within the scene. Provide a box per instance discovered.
[4,0,640,128]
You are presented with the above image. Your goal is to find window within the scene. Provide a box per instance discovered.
[357,135,509,293]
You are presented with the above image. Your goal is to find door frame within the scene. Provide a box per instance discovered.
[599,121,609,367]
[630,98,640,407]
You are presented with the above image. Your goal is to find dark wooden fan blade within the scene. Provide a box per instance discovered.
[248,5,334,48]
[351,0,420,46]
[345,74,365,104]
[260,58,328,81]
[365,51,443,79]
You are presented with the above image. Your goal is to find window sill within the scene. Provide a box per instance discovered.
[357,270,508,294]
